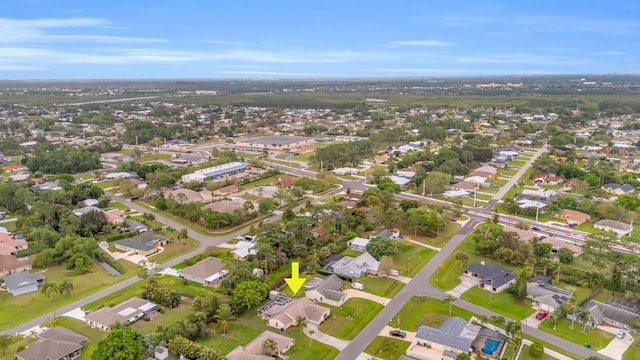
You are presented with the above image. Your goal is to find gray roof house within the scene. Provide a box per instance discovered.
[71,206,103,217]
[347,237,370,252]
[370,229,400,240]
[464,263,516,293]
[120,220,149,233]
[594,219,633,237]
[601,183,635,195]
[177,257,226,286]
[85,297,159,331]
[305,274,347,307]
[16,327,87,360]
[414,317,480,353]
[331,252,379,278]
[579,300,640,329]
[4,271,45,296]
[526,276,574,313]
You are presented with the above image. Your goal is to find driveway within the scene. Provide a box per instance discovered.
[522,311,545,329]
[379,325,418,343]
[304,323,350,351]
[597,328,635,360]
[446,275,479,298]
[344,289,390,305]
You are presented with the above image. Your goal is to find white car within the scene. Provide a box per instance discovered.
[351,282,365,290]
[616,331,626,339]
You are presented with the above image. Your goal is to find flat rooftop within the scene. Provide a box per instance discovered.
[240,135,313,145]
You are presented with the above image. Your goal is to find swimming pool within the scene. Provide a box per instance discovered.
[481,338,501,355]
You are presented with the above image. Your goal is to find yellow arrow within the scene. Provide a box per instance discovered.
[285,262,307,295]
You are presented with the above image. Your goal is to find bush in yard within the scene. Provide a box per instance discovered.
[529,342,544,358]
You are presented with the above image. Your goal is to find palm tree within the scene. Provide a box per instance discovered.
[549,312,560,330]
[0,335,11,356]
[308,329,315,347]
[58,280,74,296]
[443,295,456,316]
[565,296,579,329]
[295,315,307,336]
[179,229,188,246]
[262,338,277,356]
[214,304,235,336]
[41,282,59,319]
[580,310,592,332]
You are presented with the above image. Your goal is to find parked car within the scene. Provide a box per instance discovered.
[389,269,400,277]
[616,331,626,339]
[535,310,548,320]
[389,330,406,338]
[532,226,541,231]
[351,282,365,290]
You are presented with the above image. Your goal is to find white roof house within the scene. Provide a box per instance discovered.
[389,176,411,186]
[443,189,469,198]
[517,199,547,209]
[396,170,416,179]
[464,176,487,184]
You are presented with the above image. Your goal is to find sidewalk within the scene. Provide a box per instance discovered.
[304,323,350,351]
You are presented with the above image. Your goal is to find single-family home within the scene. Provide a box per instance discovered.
[412,317,481,356]
[201,199,244,214]
[369,229,400,240]
[231,240,257,261]
[4,271,45,296]
[16,327,87,360]
[85,297,160,331]
[0,255,32,276]
[594,219,633,237]
[601,183,635,196]
[177,257,227,286]
[83,199,100,207]
[114,235,167,256]
[104,209,126,225]
[226,330,295,360]
[526,275,573,313]
[165,188,213,203]
[389,176,411,186]
[331,252,379,278]
[396,170,416,179]
[521,189,557,201]
[553,209,590,225]
[304,274,347,307]
[517,199,547,210]
[375,154,390,164]
[0,233,27,255]
[259,297,330,331]
[29,181,62,192]
[71,206,103,217]
[464,263,515,293]
[279,175,299,189]
[333,167,359,176]
[347,237,370,252]
[540,237,583,257]
[578,299,639,329]
[119,220,148,233]
[502,226,538,242]
[443,189,469,198]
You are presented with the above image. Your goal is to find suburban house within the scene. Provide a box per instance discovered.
[0,233,28,255]
[553,209,590,225]
[231,240,257,261]
[330,252,379,278]
[85,297,160,331]
[259,296,330,331]
[278,175,299,189]
[165,188,213,204]
[3,271,45,296]
[521,189,557,201]
[577,299,640,329]
[104,209,126,224]
[211,184,239,196]
[16,327,87,360]
[0,255,32,277]
[29,181,61,192]
[526,275,574,313]
[517,199,547,211]
[177,257,227,286]
[464,263,515,293]
[539,237,583,257]
[201,199,244,214]
[502,226,538,242]
[114,235,167,256]
[369,229,400,240]
[304,274,347,307]
[71,206,103,217]
[119,220,149,233]
[226,330,295,360]
[347,237,370,252]
[407,317,482,359]
[601,183,635,196]
[594,219,633,237]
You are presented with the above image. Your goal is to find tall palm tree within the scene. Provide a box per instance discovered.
[58,280,74,296]
[295,315,307,336]
[214,304,235,336]
[308,329,315,347]
[443,295,456,316]
[41,282,59,319]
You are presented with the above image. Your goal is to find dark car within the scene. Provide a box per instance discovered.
[532,226,541,231]
[389,330,406,338]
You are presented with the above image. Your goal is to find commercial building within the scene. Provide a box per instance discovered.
[181,162,246,183]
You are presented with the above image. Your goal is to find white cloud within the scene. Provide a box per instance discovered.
[452,53,595,66]
[392,40,452,47]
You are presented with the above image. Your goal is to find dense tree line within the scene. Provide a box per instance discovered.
[24,146,101,174]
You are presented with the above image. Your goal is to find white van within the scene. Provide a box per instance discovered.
[390,270,400,277]
[351,282,365,290]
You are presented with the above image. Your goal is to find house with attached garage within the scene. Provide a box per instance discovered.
[177,257,227,286]
[464,262,515,293]
[304,274,347,307]
[226,330,295,360]
[330,252,379,278]
[85,297,160,331]
[258,295,330,331]
[526,275,573,313]
[3,271,45,296]
[575,299,640,330]
[114,235,167,256]
[16,327,87,360]
[594,219,633,237]
[601,183,635,196]
[347,237,370,252]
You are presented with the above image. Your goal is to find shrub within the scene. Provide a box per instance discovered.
[529,342,544,358]
[105,231,138,242]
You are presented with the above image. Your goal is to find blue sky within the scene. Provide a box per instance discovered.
[1,0,639,79]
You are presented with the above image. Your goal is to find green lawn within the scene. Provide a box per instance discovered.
[487,178,508,187]
[292,151,315,162]
[135,153,172,162]
[95,180,116,189]
[538,317,614,350]
[392,243,436,277]
[266,158,302,168]
[395,296,475,332]
[0,264,134,331]
[107,200,130,210]
[318,298,383,340]
[131,303,193,334]
[146,236,199,264]
[196,302,339,359]
[518,345,556,360]
[502,168,518,176]
[407,222,460,247]
[364,336,411,360]
[624,339,640,360]
[430,236,476,290]
[0,335,35,360]
[44,317,107,360]
[475,193,493,200]
[82,280,145,312]
[357,277,404,298]
[461,287,535,321]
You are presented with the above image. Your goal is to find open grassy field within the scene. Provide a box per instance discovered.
[538,317,614,350]
[146,236,199,264]
[408,222,460,247]
[395,296,475,332]
[518,345,556,360]
[357,277,405,298]
[0,264,134,331]
[392,243,436,277]
[364,336,411,360]
[135,153,172,162]
[461,287,535,321]
[318,298,383,340]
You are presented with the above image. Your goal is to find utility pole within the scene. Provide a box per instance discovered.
[135,135,138,146]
